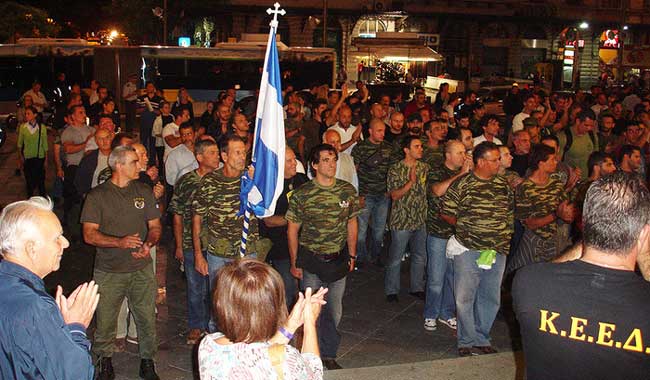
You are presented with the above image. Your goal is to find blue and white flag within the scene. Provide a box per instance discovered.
[239,11,286,219]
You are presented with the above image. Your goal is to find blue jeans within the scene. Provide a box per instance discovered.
[424,235,455,320]
[384,227,427,296]
[269,258,299,309]
[301,270,347,359]
[183,250,210,330]
[357,194,390,262]
[454,250,506,348]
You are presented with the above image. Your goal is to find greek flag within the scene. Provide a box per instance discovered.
[239,19,286,219]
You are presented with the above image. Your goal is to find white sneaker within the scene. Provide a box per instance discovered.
[438,317,457,330]
[424,318,437,331]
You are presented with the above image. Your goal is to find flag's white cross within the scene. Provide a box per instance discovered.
[267,2,286,26]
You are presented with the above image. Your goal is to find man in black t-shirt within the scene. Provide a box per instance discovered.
[260,147,307,308]
[513,172,650,380]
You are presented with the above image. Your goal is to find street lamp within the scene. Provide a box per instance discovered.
[579,22,589,30]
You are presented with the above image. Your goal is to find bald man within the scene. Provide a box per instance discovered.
[322,129,359,192]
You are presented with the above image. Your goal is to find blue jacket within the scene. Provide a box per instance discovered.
[0,260,94,380]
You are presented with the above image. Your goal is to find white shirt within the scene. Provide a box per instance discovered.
[512,112,530,133]
[591,104,608,118]
[326,123,364,154]
[306,152,359,192]
[336,152,359,192]
[473,134,503,147]
[162,122,180,162]
[23,90,48,112]
[122,82,138,102]
[165,144,198,186]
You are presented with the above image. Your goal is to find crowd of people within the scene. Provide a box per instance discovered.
[2,73,650,379]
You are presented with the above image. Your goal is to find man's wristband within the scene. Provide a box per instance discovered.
[279,326,294,340]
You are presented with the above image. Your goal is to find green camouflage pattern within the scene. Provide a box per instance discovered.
[387,160,429,230]
[192,168,259,257]
[422,144,445,170]
[285,179,360,254]
[351,139,396,196]
[169,170,201,250]
[515,177,568,240]
[441,172,514,255]
[426,164,461,238]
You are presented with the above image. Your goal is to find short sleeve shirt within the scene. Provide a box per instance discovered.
[60,125,95,166]
[286,179,360,254]
[169,170,202,251]
[426,164,460,238]
[422,144,445,170]
[192,168,259,257]
[80,180,160,272]
[387,160,429,231]
[351,139,395,196]
[515,178,568,240]
[441,172,514,255]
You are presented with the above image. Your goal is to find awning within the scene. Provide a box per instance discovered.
[349,46,443,62]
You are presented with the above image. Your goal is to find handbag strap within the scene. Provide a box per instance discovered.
[268,344,286,380]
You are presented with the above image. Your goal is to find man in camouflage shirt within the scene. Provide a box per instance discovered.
[192,135,261,332]
[169,139,220,344]
[422,118,448,170]
[385,135,429,303]
[423,140,472,332]
[440,141,514,357]
[351,118,396,266]
[286,144,359,369]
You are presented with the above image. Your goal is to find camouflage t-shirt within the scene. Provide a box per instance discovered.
[387,160,429,231]
[351,139,396,196]
[426,164,460,238]
[441,172,514,255]
[422,143,445,171]
[192,168,258,257]
[515,177,568,240]
[169,170,201,251]
[285,179,360,254]
[97,166,112,185]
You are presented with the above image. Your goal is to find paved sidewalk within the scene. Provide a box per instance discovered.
[0,128,523,379]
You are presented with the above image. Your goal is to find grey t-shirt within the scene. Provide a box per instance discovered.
[81,180,160,273]
[60,124,95,166]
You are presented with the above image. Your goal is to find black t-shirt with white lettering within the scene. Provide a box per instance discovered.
[513,260,650,380]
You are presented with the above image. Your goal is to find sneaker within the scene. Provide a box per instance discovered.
[386,294,399,303]
[126,335,139,345]
[423,318,437,331]
[458,347,480,357]
[438,317,457,330]
[322,358,343,370]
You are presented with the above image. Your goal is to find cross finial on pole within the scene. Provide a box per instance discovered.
[267,2,286,28]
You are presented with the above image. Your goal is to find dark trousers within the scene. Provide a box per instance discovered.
[125,100,137,132]
[24,157,46,197]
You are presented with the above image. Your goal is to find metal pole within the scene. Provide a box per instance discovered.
[163,0,168,46]
[323,0,328,47]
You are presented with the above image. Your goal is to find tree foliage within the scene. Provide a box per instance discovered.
[0,2,60,43]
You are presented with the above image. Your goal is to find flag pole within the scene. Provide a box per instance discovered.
[239,2,286,257]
